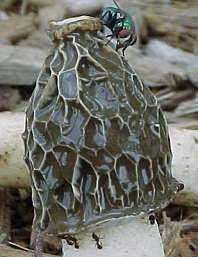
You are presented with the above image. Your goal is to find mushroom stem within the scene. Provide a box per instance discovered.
[32,231,43,257]
[0,111,30,188]
[62,216,164,257]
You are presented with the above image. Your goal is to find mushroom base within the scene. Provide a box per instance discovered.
[62,215,164,257]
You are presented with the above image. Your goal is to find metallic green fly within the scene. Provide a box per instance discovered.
[100,0,137,56]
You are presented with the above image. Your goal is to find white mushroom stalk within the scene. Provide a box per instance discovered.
[1,112,193,203]
[0,111,29,188]
[62,216,165,257]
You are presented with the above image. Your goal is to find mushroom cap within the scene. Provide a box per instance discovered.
[22,16,179,236]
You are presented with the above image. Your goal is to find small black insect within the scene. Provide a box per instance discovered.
[100,0,137,55]
[177,182,184,192]
[149,214,156,225]
[92,233,103,249]
[64,235,79,249]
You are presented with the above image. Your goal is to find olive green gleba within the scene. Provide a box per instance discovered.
[22,16,180,236]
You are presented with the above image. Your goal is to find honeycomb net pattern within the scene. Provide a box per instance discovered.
[22,17,178,236]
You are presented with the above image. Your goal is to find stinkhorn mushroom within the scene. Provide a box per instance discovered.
[22,16,181,257]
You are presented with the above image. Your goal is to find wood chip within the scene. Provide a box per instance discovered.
[0,45,46,85]
[0,16,37,41]
[0,245,54,257]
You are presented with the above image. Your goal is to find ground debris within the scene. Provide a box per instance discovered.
[160,211,198,257]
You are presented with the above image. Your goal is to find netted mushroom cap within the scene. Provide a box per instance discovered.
[22,16,179,236]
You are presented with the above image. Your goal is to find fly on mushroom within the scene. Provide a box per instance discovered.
[100,0,137,55]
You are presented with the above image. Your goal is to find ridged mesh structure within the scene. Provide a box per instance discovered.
[22,16,179,236]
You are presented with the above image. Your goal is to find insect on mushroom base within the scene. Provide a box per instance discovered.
[100,0,137,55]
[22,15,181,250]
